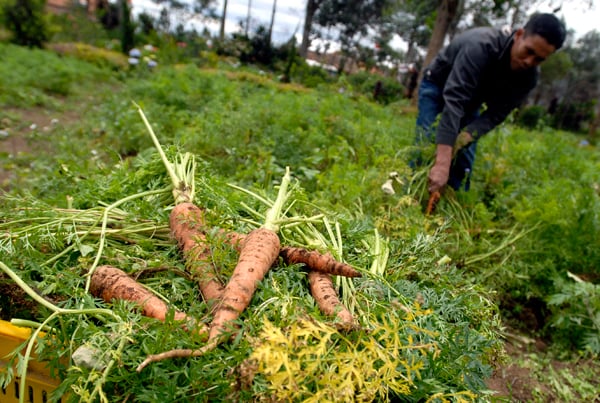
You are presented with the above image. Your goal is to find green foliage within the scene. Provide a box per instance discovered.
[0,43,115,107]
[551,101,596,133]
[292,61,337,88]
[346,71,405,104]
[516,105,547,129]
[1,44,599,401]
[1,0,48,47]
[48,42,129,70]
[547,274,600,354]
[48,6,112,46]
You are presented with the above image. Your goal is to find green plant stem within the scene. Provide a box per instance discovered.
[0,261,122,403]
[463,224,539,266]
[86,189,166,292]
[134,102,179,188]
[135,102,195,204]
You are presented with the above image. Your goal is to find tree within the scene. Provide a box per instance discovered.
[553,30,600,132]
[219,0,228,40]
[245,0,251,36]
[312,0,391,72]
[147,0,218,35]
[267,0,277,45]
[300,0,323,58]
[1,0,49,47]
[420,0,459,78]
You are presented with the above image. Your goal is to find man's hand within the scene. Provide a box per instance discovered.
[428,144,452,193]
[453,131,473,156]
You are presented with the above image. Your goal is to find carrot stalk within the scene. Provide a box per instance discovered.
[307,270,355,330]
[135,103,195,204]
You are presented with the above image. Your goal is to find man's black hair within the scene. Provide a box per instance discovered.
[524,13,567,50]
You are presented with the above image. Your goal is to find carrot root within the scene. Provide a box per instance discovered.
[209,227,280,341]
[425,191,441,215]
[136,338,218,372]
[307,270,355,330]
[280,246,362,278]
[170,202,226,303]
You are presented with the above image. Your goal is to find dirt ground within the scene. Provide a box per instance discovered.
[0,106,80,187]
[1,106,598,402]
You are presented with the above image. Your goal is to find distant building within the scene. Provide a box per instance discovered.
[305,50,361,75]
[45,0,130,17]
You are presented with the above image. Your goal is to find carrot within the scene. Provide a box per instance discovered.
[279,246,362,278]
[137,106,225,304]
[209,227,281,340]
[208,231,361,278]
[136,168,293,372]
[90,265,191,323]
[307,270,355,330]
[425,190,441,215]
[170,202,225,303]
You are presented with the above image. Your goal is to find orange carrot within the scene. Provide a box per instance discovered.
[136,169,293,372]
[209,227,281,340]
[425,191,441,215]
[136,223,283,372]
[279,246,362,278]
[209,231,360,278]
[170,202,225,303]
[90,265,190,323]
[307,270,355,330]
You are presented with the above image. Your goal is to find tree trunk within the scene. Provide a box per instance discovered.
[300,0,319,58]
[267,0,277,44]
[219,0,228,41]
[411,0,459,101]
[589,102,600,140]
[245,0,252,36]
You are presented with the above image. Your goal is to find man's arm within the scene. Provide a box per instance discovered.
[428,144,453,193]
[428,131,475,192]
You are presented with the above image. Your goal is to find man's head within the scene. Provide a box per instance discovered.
[510,13,566,71]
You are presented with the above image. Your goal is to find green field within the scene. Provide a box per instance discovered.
[1,41,599,402]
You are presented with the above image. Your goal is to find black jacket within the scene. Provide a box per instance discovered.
[424,27,538,146]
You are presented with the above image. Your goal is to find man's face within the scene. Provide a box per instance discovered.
[510,28,556,71]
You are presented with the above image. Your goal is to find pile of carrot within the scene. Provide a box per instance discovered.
[91,107,360,372]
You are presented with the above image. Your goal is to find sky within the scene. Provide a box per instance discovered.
[132,0,598,49]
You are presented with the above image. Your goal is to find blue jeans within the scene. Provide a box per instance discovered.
[414,79,478,191]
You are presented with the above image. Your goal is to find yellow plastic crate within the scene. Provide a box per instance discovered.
[0,319,62,403]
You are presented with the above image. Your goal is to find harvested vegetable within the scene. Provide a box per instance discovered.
[425,190,441,215]
[307,270,355,330]
[90,265,193,324]
[136,168,294,372]
[208,227,281,340]
[279,246,362,278]
[210,231,362,278]
[137,104,226,305]
[170,202,225,303]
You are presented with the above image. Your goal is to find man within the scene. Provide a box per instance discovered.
[415,13,566,193]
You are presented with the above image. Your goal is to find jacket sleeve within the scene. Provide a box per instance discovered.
[435,42,490,146]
